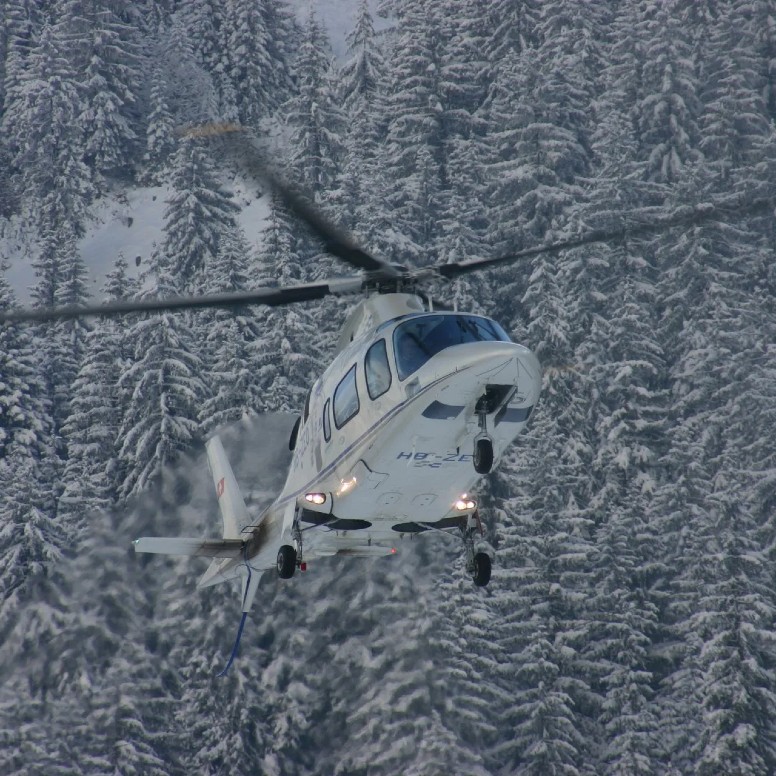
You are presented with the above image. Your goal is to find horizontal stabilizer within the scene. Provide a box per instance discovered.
[133,537,244,558]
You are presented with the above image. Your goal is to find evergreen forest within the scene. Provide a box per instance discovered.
[1,0,776,773]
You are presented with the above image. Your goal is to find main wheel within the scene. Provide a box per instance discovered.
[472,552,492,587]
[473,438,494,474]
[277,545,297,579]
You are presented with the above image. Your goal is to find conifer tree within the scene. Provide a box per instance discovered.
[699,2,772,183]
[161,136,240,295]
[59,257,138,535]
[143,63,176,183]
[286,12,344,196]
[226,0,273,128]
[253,194,321,414]
[5,21,92,230]
[62,0,142,184]
[634,2,702,185]
[379,3,446,257]
[199,229,269,433]
[117,270,207,502]
[340,0,385,114]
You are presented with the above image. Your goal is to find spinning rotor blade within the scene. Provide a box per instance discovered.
[0,278,363,324]
[432,193,776,279]
[196,123,399,279]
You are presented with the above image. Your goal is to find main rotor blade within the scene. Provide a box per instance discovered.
[0,278,363,324]
[194,123,398,278]
[433,193,776,279]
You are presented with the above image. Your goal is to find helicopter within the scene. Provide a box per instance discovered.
[2,125,773,672]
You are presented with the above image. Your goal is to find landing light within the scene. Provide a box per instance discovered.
[455,496,477,511]
[336,476,357,496]
[305,492,326,506]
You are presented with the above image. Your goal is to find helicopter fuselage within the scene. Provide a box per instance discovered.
[233,296,541,573]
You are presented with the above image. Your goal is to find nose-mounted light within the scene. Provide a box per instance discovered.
[454,495,477,511]
[305,492,326,506]
[336,476,357,496]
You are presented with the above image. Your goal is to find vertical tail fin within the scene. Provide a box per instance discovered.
[205,434,248,539]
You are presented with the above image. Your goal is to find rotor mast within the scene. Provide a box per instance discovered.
[335,292,425,352]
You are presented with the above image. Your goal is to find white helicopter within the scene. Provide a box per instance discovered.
[2,126,771,670]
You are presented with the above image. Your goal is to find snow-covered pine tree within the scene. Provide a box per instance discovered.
[116,269,207,503]
[161,135,240,295]
[483,0,539,61]
[751,0,776,122]
[285,11,344,197]
[59,256,139,537]
[252,191,322,416]
[4,20,92,230]
[160,10,220,125]
[378,2,446,262]
[429,561,507,772]
[339,0,385,115]
[53,0,142,186]
[225,0,273,128]
[199,228,271,434]
[581,247,666,775]
[143,62,176,183]
[78,8,142,183]
[633,1,703,186]
[0,277,70,775]
[699,1,773,184]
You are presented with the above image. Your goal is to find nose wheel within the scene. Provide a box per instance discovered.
[473,437,494,474]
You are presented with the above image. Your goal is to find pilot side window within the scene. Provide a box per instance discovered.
[364,339,392,400]
[333,365,360,429]
[323,399,331,442]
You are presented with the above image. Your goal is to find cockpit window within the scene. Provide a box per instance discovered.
[393,314,511,381]
[333,365,360,428]
[365,339,392,400]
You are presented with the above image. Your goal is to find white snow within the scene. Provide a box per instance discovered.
[4,179,271,304]
[294,0,391,58]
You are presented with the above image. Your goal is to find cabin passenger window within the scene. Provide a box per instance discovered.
[323,399,331,442]
[333,365,359,428]
[365,339,392,400]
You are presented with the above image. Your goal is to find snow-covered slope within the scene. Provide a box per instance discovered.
[4,0,377,303]
[5,180,270,303]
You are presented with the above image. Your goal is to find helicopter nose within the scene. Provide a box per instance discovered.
[411,341,540,405]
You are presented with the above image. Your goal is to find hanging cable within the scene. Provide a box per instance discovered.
[217,546,253,677]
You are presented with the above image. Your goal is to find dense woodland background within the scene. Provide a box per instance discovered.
[1,0,776,773]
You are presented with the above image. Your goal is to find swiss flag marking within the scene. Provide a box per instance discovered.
[216,477,225,498]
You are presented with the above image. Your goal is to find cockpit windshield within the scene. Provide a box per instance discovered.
[393,314,511,380]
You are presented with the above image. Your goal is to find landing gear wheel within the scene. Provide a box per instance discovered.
[472,552,492,587]
[473,438,494,474]
[277,545,297,579]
